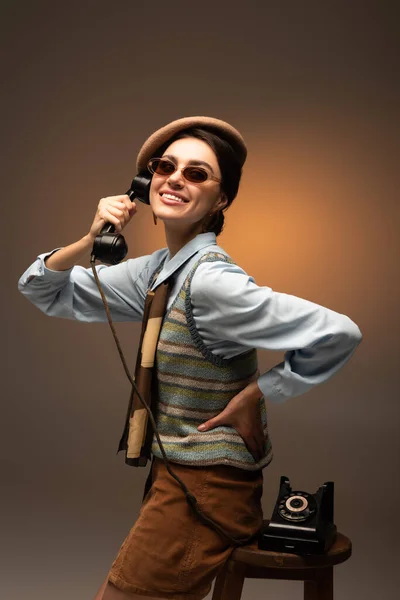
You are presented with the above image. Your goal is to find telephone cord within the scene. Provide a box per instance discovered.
[90,255,259,548]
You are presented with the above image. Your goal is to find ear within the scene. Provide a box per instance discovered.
[216,192,228,211]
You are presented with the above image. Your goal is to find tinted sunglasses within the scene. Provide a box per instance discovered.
[147,157,221,184]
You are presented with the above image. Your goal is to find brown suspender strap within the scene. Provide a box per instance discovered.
[118,279,171,467]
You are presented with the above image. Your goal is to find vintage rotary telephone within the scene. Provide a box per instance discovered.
[259,476,337,554]
[90,178,337,554]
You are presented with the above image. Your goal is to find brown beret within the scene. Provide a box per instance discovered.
[136,116,247,173]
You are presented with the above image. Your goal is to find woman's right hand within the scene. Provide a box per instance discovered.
[88,195,137,241]
[45,195,137,272]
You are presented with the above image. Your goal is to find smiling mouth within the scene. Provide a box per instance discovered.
[160,193,188,203]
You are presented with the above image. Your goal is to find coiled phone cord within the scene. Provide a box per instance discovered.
[90,254,260,548]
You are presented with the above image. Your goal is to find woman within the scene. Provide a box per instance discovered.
[18,116,362,600]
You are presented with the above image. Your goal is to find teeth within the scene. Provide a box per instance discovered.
[162,193,186,203]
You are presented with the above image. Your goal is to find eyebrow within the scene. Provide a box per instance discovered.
[162,154,215,174]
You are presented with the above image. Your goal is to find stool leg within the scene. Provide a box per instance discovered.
[304,567,333,600]
[212,560,246,600]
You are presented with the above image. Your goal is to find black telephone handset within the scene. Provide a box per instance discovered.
[91,172,152,265]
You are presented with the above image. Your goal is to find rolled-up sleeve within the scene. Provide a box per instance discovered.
[18,250,152,322]
[191,261,362,403]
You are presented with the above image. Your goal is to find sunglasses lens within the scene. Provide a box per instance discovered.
[150,159,176,176]
[184,167,209,183]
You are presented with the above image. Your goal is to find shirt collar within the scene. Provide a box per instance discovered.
[152,232,217,288]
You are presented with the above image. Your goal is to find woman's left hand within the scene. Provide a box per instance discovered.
[197,381,266,462]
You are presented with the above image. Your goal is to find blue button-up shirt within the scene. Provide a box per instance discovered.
[18,232,362,403]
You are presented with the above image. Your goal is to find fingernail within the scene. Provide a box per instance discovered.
[198,425,206,431]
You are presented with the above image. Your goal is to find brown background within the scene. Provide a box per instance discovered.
[2,1,399,599]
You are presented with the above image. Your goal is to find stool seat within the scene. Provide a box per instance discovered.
[212,521,352,600]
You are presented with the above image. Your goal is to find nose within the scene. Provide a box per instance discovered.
[166,167,185,187]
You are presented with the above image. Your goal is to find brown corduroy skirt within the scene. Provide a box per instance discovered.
[108,456,264,600]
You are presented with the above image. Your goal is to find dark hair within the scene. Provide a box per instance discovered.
[150,127,243,236]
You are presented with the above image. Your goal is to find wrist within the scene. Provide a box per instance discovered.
[243,380,263,402]
[252,380,263,399]
[83,232,96,248]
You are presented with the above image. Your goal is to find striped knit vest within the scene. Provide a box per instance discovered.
[150,251,273,471]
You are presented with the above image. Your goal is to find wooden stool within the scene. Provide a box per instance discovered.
[212,522,352,600]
